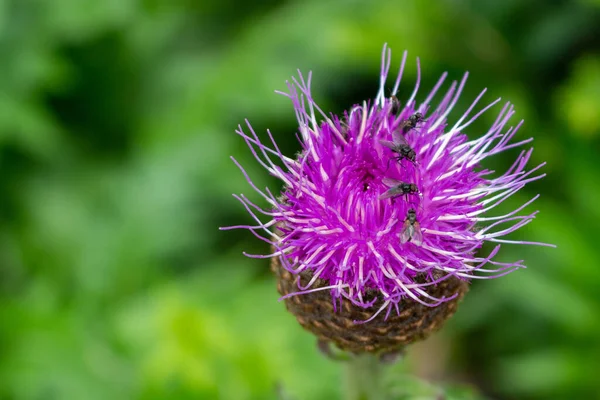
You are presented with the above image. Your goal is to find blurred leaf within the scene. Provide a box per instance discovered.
[555,55,600,139]
[115,255,341,400]
[387,373,485,400]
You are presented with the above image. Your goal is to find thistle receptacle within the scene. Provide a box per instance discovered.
[222,44,553,353]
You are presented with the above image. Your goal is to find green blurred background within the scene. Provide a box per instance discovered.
[0,0,599,399]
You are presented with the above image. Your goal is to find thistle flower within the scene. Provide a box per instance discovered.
[222,45,553,353]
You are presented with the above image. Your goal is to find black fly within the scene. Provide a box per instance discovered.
[390,95,401,116]
[399,112,424,134]
[379,128,416,167]
[378,178,419,200]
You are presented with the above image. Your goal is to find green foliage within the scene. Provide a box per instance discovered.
[555,55,600,139]
[0,0,598,399]
[387,374,484,400]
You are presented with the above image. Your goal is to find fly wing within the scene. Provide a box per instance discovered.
[378,139,397,150]
[391,129,407,146]
[400,220,413,244]
[378,186,403,200]
[382,178,402,188]
[411,222,423,246]
[399,120,411,133]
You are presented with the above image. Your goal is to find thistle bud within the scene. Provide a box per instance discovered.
[272,252,468,353]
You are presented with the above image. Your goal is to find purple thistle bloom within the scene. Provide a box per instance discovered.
[222,44,554,322]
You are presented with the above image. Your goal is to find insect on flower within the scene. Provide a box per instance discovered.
[400,111,425,134]
[379,126,417,168]
[390,95,401,116]
[378,178,419,200]
[222,44,555,347]
[401,208,423,246]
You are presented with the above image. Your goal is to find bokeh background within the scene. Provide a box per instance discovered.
[0,0,599,399]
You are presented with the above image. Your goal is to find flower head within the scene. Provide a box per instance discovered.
[223,45,552,327]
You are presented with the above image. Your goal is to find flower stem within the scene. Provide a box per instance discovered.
[343,353,387,400]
